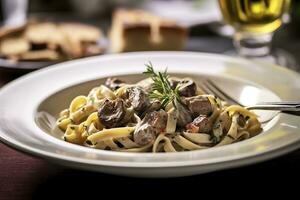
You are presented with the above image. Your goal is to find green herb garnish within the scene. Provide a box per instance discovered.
[143,62,180,108]
[90,96,95,104]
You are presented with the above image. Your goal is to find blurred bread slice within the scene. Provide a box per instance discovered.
[0,25,26,39]
[0,21,104,62]
[110,9,188,53]
[156,24,188,50]
[0,36,30,56]
[59,23,103,58]
[59,23,101,42]
[24,22,64,50]
[19,49,60,61]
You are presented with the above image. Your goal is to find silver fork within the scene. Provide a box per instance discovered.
[200,79,300,115]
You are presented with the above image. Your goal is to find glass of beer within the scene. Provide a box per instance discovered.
[218,0,294,68]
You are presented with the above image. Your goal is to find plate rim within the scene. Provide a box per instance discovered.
[1,132,300,169]
[0,51,300,169]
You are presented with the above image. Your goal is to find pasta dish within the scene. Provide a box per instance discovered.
[56,63,262,152]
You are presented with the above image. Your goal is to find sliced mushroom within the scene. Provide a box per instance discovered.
[134,110,168,146]
[105,77,126,91]
[184,96,212,117]
[186,115,212,133]
[237,115,247,128]
[219,111,232,133]
[122,86,150,114]
[98,98,131,128]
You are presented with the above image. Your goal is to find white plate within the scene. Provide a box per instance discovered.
[0,52,300,178]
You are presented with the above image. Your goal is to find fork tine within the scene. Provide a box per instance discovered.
[204,79,243,106]
[256,101,300,106]
[202,80,226,101]
[198,82,212,95]
[199,81,223,100]
[201,79,235,105]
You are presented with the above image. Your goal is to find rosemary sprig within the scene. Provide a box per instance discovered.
[143,62,180,108]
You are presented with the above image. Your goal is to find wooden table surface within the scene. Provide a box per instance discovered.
[1,34,300,199]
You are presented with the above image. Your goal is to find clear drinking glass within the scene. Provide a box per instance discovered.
[218,0,296,69]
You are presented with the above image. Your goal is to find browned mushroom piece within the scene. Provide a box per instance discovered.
[136,77,153,93]
[133,124,156,146]
[174,99,193,127]
[123,86,150,114]
[169,77,197,97]
[146,110,168,131]
[169,77,181,90]
[186,115,212,133]
[141,100,162,118]
[134,110,168,146]
[98,98,129,128]
[177,78,197,97]
[184,96,212,117]
[105,77,126,91]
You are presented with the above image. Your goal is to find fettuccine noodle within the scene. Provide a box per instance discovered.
[55,70,262,153]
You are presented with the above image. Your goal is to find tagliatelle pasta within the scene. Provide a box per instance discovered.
[55,64,262,153]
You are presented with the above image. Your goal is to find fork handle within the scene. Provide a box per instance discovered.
[282,111,300,116]
[246,105,300,116]
[256,101,300,106]
[246,104,300,112]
